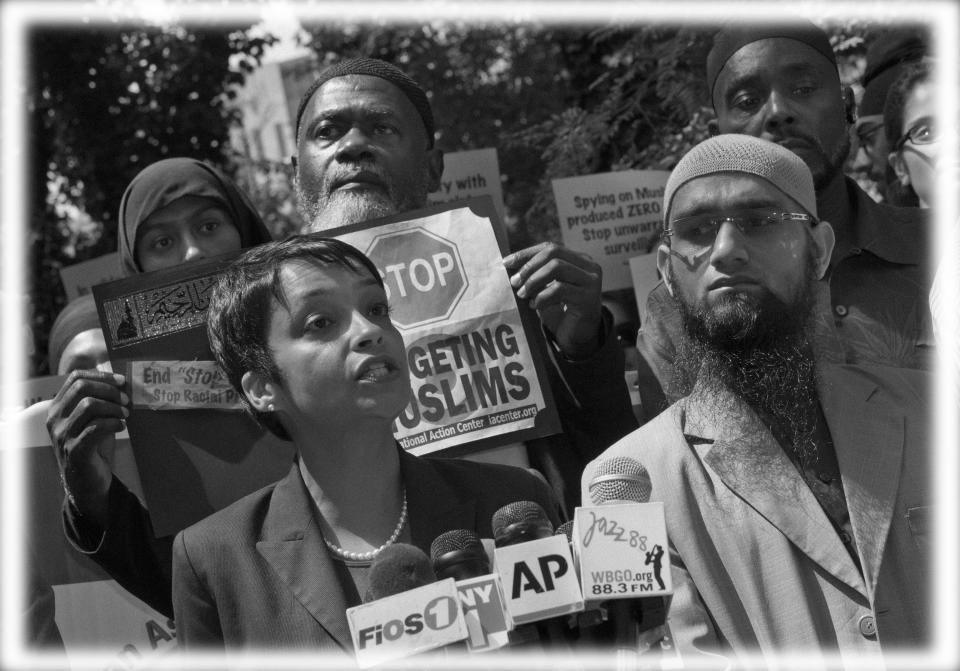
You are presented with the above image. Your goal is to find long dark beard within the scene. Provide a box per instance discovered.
[671,269,821,464]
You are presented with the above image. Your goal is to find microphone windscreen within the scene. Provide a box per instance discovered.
[364,543,436,602]
[430,529,490,580]
[554,520,574,542]
[588,456,652,505]
[491,500,554,547]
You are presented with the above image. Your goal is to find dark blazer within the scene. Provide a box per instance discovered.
[173,450,558,652]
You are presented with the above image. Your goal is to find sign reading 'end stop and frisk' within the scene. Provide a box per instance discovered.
[365,227,468,329]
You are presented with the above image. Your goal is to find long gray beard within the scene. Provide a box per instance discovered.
[672,285,821,464]
[296,185,399,233]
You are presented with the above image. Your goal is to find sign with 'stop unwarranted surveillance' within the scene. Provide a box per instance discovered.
[553,170,669,291]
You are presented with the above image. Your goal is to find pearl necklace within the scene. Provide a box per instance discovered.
[323,489,408,562]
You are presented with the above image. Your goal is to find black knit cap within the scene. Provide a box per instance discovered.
[859,29,928,117]
[706,20,838,105]
[294,57,435,147]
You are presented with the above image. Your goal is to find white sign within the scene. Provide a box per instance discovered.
[335,203,552,456]
[493,535,584,624]
[574,503,672,602]
[428,148,505,222]
[60,252,122,301]
[129,361,243,410]
[346,579,468,668]
[553,171,669,291]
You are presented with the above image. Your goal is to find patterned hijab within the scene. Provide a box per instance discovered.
[117,158,272,276]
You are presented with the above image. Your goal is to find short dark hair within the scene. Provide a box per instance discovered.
[207,234,385,440]
[884,60,933,148]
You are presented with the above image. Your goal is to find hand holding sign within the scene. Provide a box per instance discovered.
[45,370,130,526]
[503,242,603,360]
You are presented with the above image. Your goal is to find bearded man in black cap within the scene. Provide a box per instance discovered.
[636,20,934,409]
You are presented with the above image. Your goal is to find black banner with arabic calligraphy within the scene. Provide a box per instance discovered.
[93,253,295,538]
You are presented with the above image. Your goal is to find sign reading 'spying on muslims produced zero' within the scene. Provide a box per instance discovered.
[552,170,669,291]
[331,196,560,457]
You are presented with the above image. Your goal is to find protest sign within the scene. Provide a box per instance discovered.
[552,170,668,291]
[332,197,561,456]
[87,196,558,533]
[59,252,122,301]
[92,256,296,537]
[427,148,505,223]
[9,408,178,667]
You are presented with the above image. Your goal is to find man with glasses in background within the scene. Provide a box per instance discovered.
[584,133,932,665]
[636,21,934,412]
[851,28,929,206]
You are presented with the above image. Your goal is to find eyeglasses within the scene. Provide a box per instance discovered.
[855,122,884,156]
[893,118,937,152]
[662,208,818,251]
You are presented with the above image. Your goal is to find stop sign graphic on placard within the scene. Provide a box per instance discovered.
[365,228,468,329]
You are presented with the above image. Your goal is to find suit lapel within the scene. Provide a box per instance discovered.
[255,462,353,651]
[683,383,868,598]
[399,451,476,549]
[820,366,904,601]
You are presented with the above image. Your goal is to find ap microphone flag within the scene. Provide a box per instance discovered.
[491,501,584,625]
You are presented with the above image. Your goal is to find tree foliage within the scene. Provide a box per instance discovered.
[28,19,875,377]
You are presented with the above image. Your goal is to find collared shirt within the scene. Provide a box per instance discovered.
[638,178,935,405]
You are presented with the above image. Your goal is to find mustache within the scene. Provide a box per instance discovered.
[327,163,388,189]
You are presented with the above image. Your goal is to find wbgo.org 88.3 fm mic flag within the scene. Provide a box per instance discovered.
[575,456,674,669]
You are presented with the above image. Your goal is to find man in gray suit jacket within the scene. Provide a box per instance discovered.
[584,134,932,668]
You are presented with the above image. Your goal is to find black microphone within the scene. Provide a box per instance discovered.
[492,500,554,546]
[431,529,490,581]
[364,543,437,602]
[431,529,514,653]
[580,457,671,669]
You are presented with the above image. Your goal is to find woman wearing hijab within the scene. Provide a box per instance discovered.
[116,157,272,276]
[45,158,273,619]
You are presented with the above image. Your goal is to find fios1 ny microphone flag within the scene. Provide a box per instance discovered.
[346,544,468,668]
[491,501,584,625]
[431,529,513,653]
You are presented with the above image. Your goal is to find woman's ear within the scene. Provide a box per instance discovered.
[241,371,279,413]
[888,150,911,186]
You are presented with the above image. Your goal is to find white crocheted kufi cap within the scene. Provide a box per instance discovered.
[663,134,817,222]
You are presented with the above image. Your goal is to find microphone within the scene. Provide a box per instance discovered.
[345,543,468,668]
[431,530,512,653]
[576,457,672,669]
[365,543,436,602]
[431,529,490,581]
[492,500,554,546]
[491,501,583,635]
[554,520,574,543]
